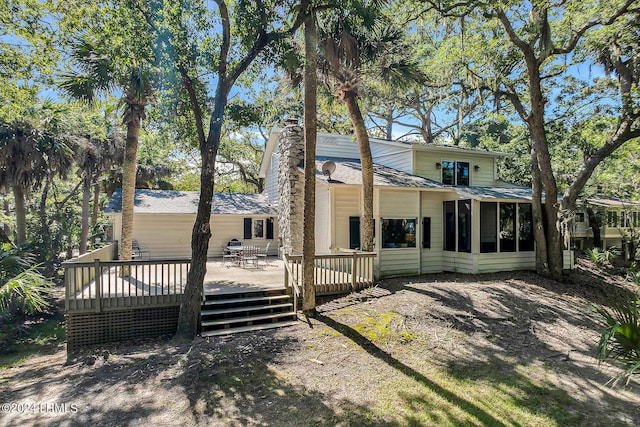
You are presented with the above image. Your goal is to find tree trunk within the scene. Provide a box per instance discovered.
[342,91,374,252]
[80,176,91,254]
[91,182,100,228]
[13,185,26,245]
[38,177,51,248]
[3,196,11,240]
[530,146,549,275]
[0,227,11,245]
[524,50,563,281]
[302,10,317,316]
[120,116,141,264]
[175,83,229,341]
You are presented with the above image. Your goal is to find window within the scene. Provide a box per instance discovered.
[442,161,455,185]
[480,202,497,253]
[349,217,360,250]
[254,219,264,238]
[382,219,416,248]
[458,200,471,253]
[444,201,456,251]
[607,211,618,228]
[500,203,516,252]
[456,162,470,186]
[441,161,469,186]
[519,204,534,251]
[575,212,585,222]
[244,218,274,240]
[422,217,431,249]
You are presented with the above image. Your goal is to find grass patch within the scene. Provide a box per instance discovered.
[0,316,65,369]
[352,311,415,344]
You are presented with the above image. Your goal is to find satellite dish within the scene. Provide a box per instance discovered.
[321,161,336,180]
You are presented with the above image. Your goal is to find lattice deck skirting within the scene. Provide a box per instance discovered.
[66,306,179,355]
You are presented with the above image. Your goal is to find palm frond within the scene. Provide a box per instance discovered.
[59,36,116,102]
[0,266,52,315]
[595,298,640,384]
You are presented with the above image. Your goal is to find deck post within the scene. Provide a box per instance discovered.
[64,266,70,311]
[284,257,290,292]
[351,252,357,291]
[94,259,102,313]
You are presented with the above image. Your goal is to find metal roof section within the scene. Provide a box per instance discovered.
[105,189,277,215]
[313,157,448,189]
[454,186,536,201]
[584,196,640,208]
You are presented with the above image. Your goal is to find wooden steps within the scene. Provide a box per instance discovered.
[200,288,297,337]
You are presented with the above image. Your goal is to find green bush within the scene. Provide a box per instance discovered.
[586,247,620,266]
[595,298,640,385]
[0,244,53,316]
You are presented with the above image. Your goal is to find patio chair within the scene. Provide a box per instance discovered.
[132,240,150,260]
[257,242,271,265]
[221,243,239,266]
[241,245,259,268]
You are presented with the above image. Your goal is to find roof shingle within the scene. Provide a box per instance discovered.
[105,189,276,215]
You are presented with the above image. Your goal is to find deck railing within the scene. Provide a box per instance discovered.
[284,252,376,297]
[63,258,191,313]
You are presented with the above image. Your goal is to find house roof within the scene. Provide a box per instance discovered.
[454,186,536,201]
[583,196,640,208]
[105,189,277,216]
[313,157,447,189]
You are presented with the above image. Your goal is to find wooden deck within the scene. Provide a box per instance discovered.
[63,251,376,314]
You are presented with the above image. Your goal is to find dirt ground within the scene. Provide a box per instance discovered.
[1,257,639,426]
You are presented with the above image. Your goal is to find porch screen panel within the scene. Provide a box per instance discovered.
[244,218,252,239]
[518,203,534,251]
[444,201,456,251]
[458,200,471,253]
[500,203,516,252]
[480,202,497,253]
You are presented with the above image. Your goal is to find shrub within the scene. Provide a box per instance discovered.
[0,244,53,316]
[595,298,640,385]
[586,247,620,266]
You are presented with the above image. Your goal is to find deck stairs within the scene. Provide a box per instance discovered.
[200,288,298,337]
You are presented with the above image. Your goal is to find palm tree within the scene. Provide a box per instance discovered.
[318,15,424,251]
[60,37,155,262]
[302,5,318,315]
[0,103,75,245]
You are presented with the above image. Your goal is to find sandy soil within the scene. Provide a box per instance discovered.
[1,257,639,426]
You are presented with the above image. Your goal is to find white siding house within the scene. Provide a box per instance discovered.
[260,126,574,277]
[105,190,278,259]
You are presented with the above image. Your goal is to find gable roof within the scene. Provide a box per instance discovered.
[105,189,276,215]
[313,157,447,189]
